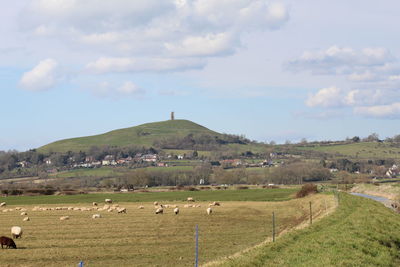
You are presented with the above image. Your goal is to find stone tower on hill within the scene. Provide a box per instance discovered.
[171,111,175,120]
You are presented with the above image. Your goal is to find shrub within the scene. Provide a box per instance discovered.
[296,184,318,198]
[236,186,249,190]
[187,187,199,191]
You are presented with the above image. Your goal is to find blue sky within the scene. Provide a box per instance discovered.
[1,0,400,151]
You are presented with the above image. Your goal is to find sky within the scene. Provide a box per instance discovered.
[1,0,400,151]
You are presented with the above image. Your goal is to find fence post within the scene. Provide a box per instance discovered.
[272,211,276,242]
[309,201,312,225]
[195,224,199,267]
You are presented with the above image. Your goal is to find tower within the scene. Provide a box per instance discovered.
[171,111,175,120]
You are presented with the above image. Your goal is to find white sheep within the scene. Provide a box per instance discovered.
[20,212,28,216]
[207,207,212,215]
[174,207,179,215]
[11,226,22,239]
[155,207,163,214]
[0,202,6,207]
[105,199,112,204]
[187,197,195,202]
[92,202,98,206]
[23,217,30,222]
[138,206,144,209]
[209,201,220,206]
[60,216,70,221]
[154,201,159,206]
[92,214,101,219]
[117,207,126,214]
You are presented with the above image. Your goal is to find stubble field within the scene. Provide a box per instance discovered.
[0,194,334,266]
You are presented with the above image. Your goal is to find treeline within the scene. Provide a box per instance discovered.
[153,133,251,150]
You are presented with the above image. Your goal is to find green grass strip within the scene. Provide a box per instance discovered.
[219,193,400,267]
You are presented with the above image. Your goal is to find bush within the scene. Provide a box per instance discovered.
[187,187,199,191]
[236,186,249,190]
[296,184,318,198]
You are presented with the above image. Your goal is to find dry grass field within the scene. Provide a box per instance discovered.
[0,194,334,267]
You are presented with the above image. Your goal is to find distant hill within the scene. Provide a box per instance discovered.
[38,120,223,153]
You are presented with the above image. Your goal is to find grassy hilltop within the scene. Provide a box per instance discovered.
[38,119,220,153]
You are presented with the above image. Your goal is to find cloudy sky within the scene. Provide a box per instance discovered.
[1,0,400,150]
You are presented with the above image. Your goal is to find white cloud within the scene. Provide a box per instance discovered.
[306,86,343,108]
[19,58,59,91]
[18,0,289,73]
[91,81,145,98]
[355,103,400,118]
[348,71,376,82]
[287,46,393,75]
[164,32,237,57]
[116,81,144,96]
[85,57,206,74]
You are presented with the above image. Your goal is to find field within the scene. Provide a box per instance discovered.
[0,188,298,205]
[297,142,400,159]
[219,193,400,267]
[0,191,333,266]
[51,165,197,179]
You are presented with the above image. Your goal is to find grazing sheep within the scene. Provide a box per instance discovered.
[391,202,398,209]
[117,207,126,214]
[105,199,112,204]
[174,208,179,215]
[23,217,30,222]
[187,197,194,202]
[138,206,144,209]
[210,201,220,206]
[206,207,212,215]
[92,202,98,206]
[11,226,22,239]
[60,216,70,221]
[92,214,101,219]
[20,212,27,216]
[0,202,6,207]
[154,201,159,206]
[0,236,16,249]
[155,207,163,214]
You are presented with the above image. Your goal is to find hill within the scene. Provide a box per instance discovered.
[295,141,400,159]
[38,120,221,153]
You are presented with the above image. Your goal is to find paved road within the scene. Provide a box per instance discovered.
[350,192,394,210]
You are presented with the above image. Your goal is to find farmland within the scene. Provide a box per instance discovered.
[0,188,298,205]
[0,192,333,266]
[297,142,400,159]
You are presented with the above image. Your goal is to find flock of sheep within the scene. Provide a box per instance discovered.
[0,197,220,249]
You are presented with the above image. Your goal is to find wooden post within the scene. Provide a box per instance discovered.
[272,211,276,242]
[195,225,199,267]
[309,201,312,225]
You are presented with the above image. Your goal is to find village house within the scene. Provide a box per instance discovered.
[142,154,158,162]
[17,161,30,168]
[386,164,399,178]
[44,158,52,165]
[102,155,117,166]
[157,162,168,167]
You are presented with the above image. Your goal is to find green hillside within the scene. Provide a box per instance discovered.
[296,142,400,159]
[38,120,220,153]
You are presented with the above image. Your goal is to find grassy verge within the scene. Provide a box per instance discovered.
[217,193,400,267]
[0,188,298,205]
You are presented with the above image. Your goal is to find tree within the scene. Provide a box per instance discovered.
[364,133,379,142]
